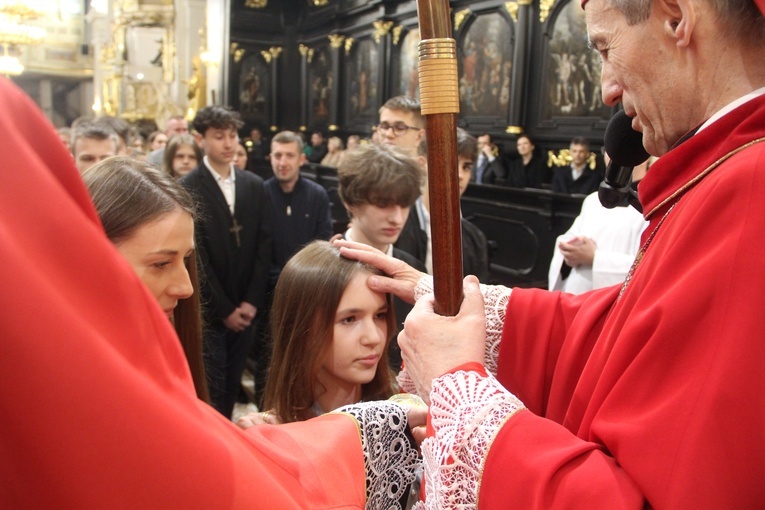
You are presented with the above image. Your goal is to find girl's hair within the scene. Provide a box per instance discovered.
[82,157,210,403]
[263,240,395,423]
[162,134,203,178]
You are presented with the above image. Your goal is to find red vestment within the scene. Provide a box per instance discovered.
[0,77,367,507]
[481,96,765,507]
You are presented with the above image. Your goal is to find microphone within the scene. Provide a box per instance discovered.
[599,110,650,212]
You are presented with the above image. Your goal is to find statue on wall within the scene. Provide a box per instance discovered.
[187,55,206,119]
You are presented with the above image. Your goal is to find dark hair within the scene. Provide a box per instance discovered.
[192,106,244,136]
[71,122,120,156]
[379,95,424,127]
[418,128,478,162]
[264,241,395,423]
[338,143,422,209]
[82,157,209,403]
[272,130,305,152]
[96,116,130,147]
[570,136,590,150]
[163,134,203,178]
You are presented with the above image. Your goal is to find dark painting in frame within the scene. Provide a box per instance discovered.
[396,27,420,101]
[542,0,611,120]
[458,12,514,120]
[343,35,380,130]
[307,44,332,129]
[235,50,272,129]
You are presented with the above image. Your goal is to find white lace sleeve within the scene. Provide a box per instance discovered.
[397,278,511,392]
[335,401,421,510]
[412,370,525,510]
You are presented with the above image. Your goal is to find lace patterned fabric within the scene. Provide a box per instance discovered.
[335,401,421,510]
[412,371,525,510]
[397,277,512,393]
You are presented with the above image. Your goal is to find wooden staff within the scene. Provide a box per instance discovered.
[416,0,463,316]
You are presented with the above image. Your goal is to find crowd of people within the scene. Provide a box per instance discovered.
[4,0,765,507]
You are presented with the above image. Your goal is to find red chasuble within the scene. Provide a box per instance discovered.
[481,96,765,508]
[0,77,366,508]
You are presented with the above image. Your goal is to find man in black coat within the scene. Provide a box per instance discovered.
[181,106,272,418]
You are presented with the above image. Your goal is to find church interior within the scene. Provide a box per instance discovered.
[4,0,616,288]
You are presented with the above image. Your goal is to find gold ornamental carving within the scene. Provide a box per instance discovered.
[454,9,471,31]
[547,149,598,170]
[230,43,246,63]
[299,44,314,63]
[505,126,524,134]
[540,0,554,22]
[344,37,354,55]
[328,34,345,49]
[392,25,404,45]
[310,0,329,5]
[504,2,519,22]
[261,46,282,63]
[373,20,393,44]
[244,0,267,7]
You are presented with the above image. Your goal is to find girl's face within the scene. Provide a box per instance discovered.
[234,144,248,169]
[172,144,198,177]
[151,133,168,150]
[320,272,388,393]
[114,209,195,320]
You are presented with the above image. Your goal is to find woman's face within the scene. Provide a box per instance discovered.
[150,133,168,151]
[172,144,198,177]
[234,143,248,169]
[320,272,388,393]
[114,209,195,320]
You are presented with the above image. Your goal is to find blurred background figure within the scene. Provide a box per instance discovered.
[320,136,345,167]
[162,133,203,179]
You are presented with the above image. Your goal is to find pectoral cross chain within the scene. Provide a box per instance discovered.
[229,217,243,248]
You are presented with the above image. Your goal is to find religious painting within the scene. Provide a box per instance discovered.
[344,37,379,126]
[308,46,332,125]
[458,12,514,118]
[397,28,420,101]
[542,0,611,120]
[236,52,271,127]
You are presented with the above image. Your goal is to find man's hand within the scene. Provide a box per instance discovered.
[223,303,256,332]
[398,276,486,403]
[332,237,425,304]
[559,236,596,267]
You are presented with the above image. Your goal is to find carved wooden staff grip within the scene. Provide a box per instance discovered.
[417,0,463,316]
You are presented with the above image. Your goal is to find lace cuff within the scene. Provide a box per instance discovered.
[398,278,510,393]
[335,401,421,510]
[413,370,525,510]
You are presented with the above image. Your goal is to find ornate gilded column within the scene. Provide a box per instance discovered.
[507,0,532,134]
[260,46,282,131]
[298,43,314,131]
[373,19,393,103]
[327,34,345,132]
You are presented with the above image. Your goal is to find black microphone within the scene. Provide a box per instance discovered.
[599,110,650,212]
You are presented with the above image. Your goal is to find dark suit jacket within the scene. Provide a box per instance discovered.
[181,164,273,321]
[394,204,491,282]
[551,165,603,195]
[473,149,509,185]
[507,155,551,189]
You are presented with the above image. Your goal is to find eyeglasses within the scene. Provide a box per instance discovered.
[374,122,422,136]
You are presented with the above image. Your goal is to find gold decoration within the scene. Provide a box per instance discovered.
[244,0,267,7]
[270,125,278,132]
[260,47,281,63]
[328,124,338,131]
[547,149,598,170]
[328,34,345,49]
[454,9,471,31]
[418,38,460,115]
[299,125,307,131]
[344,37,354,55]
[299,44,314,63]
[373,20,393,44]
[392,25,404,45]
[540,0,554,22]
[505,126,523,134]
[504,1,519,22]
[230,42,246,63]
[310,0,329,5]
